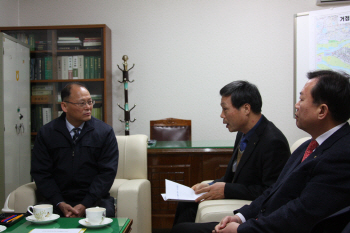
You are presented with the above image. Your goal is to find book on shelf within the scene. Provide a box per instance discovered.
[83,37,101,46]
[41,57,45,79]
[42,108,52,125]
[91,94,102,101]
[30,58,35,80]
[57,46,81,50]
[84,56,90,79]
[84,46,101,49]
[83,41,102,47]
[32,90,53,96]
[94,57,98,79]
[31,95,53,104]
[96,56,101,79]
[68,56,73,79]
[78,55,84,79]
[57,40,82,44]
[31,57,53,80]
[57,40,82,48]
[35,41,52,50]
[35,57,42,80]
[72,56,79,79]
[83,37,101,41]
[62,56,69,80]
[92,107,103,120]
[38,106,42,132]
[57,56,62,80]
[12,33,29,44]
[44,57,53,80]
[32,85,53,91]
[58,37,80,41]
[89,56,95,79]
[29,34,35,51]
[55,55,99,79]
[33,105,43,132]
[58,44,82,48]
[6,32,31,45]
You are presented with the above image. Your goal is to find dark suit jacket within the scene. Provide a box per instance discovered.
[235,123,350,233]
[311,206,350,233]
[213,115,290,200]
[343,221,350,233]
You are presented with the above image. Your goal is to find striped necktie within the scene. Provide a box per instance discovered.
[72,128,81,142]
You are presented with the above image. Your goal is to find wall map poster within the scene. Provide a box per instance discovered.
[309,6,350,74]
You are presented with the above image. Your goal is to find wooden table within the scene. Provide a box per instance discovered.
[148,140,234,230]
[2,217,133,233]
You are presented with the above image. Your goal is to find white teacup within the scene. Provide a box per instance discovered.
[86,207,106,225]
[27,204,53,221]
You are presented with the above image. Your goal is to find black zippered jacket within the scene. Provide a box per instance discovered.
[31,112,119,208]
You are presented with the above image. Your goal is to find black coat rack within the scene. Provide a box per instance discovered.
[117,55,136,135]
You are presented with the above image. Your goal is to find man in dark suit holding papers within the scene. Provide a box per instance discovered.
[171,70,350,233]
[173,80,290,225]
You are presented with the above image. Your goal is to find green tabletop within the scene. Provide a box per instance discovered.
[148,140,234,149]
[3,217,130,233]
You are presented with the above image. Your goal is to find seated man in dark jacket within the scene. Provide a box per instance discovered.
[173,80,290,225]
[31,82,119,218]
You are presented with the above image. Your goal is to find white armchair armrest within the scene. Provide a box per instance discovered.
[195,199,251,223]
[2,182,37,213]
[116,179,152,233]
[2,193,14,213]
[109,179,129,199]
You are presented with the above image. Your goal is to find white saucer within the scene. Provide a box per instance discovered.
[26,214,60,224]
[79,217,113,228]
[0,225,6,232]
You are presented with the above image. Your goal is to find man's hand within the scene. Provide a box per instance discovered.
[191,183,210,192]
[58,202,79,217]
[194,182,225,202]
[70,204,86,217]
[213,215,241,233]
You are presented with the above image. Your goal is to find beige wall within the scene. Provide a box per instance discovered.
[0,0,18,25]
[1,0,347,145]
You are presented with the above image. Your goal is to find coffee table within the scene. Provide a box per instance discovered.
[2,217,132,233]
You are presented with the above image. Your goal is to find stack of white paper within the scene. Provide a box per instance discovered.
[161,179,203,202]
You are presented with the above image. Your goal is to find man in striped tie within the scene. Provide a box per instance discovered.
[31,82,119,218]
[171,70,350,233]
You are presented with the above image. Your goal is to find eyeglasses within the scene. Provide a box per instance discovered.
[64,100,95,108]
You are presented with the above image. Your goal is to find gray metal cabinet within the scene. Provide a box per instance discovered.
[0,33,31,206]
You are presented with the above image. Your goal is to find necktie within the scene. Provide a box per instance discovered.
[301,140,318,162]
[237,144,244,165]
[72,128,81,142]
[239,137,248,152]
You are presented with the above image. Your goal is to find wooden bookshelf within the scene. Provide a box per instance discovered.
[0,25,112,136]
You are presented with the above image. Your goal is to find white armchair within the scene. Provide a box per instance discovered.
[195,137,311,223]
[290,137,311,153]
[194,180,251,223]
[113,134,152,233]
[2,134,152,233]
[195,199,252,223]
